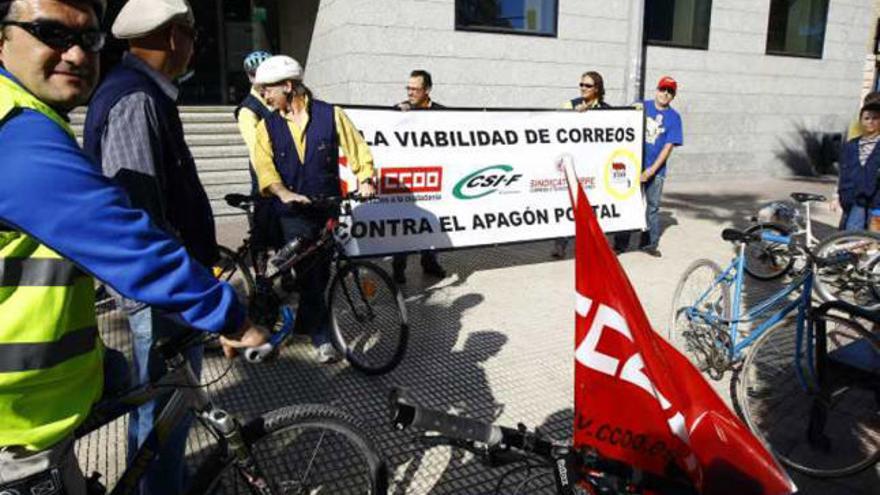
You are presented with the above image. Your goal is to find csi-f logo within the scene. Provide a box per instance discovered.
[380,167,443,194]
[453,165,523,200]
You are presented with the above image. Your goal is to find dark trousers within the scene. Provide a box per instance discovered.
[279,213,332,347]
[392,251,440,274]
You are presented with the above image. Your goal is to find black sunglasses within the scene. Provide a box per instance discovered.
[658,87,676,95]
[579,83,595,88]
[1,21,105,52]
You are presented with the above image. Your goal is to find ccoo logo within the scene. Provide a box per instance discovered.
[453,165,523,200]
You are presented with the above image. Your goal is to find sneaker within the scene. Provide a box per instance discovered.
[315,343,341,364]
[641,247,662,258]
[421,259,447,279]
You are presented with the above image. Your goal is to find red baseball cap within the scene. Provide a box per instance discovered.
[657,76,678,92]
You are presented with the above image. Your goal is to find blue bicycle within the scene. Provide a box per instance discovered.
[669,228,879,477]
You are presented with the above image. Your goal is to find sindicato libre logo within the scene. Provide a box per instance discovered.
[453,165,523,200]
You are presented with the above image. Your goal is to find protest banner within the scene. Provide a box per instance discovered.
[339,107,645,256]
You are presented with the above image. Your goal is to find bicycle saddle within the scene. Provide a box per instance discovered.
[721,228,759,244]
[790,192,827,203]
[224,193,254,208]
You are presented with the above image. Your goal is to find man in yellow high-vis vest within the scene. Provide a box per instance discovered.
[0,1,265,493]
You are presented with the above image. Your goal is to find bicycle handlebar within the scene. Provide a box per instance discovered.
[389,388,697,494]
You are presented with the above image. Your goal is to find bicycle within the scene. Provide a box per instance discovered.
[737,300,879,478]
[743,192,880,309]
[668,227,827,380]
[73,330,387,494]
[388,388,697,495]
[670,228,879,476]
[213,193,409,375]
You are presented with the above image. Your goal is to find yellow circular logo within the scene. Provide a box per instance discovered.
[603,149,641,201]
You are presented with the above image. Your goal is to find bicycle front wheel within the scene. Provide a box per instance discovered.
[814,230,880,310]
[191,404,387,494]
[213,245,255,307]
[668,259,730,374]
[329,261,408,375]
[743,222,794,280]
[737,314,880,477]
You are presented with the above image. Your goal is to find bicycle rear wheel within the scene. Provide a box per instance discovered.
[213,245,255,308]
[329,261,408,375]
[190,405,387,494]
[737,314,880,477]
[668,259,730,376]
[743,222,794,280]
[814,231,880,310]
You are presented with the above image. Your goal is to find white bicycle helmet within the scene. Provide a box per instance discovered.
[243,50,272,74]
[254,55,304,85]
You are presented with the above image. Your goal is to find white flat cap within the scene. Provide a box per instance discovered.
[112,0,195,40]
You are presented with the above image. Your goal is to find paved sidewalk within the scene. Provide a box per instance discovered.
[78,176,878,494]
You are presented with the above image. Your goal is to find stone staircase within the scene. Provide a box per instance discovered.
[70,106,250,218]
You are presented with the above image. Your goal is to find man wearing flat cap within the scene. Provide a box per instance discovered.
[82,0,211,493]
[0,0,264,493]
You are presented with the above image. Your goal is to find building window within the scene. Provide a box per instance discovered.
[455,0,558,37]
[645,0,712,49]
[766,0,829,58]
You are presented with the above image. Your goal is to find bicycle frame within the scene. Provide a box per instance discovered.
[75,341,272,495]
[685,235,817,385]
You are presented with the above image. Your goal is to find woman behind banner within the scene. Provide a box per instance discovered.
[249,55,376,364]
[552,70,612,259]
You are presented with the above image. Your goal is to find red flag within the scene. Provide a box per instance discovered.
[560,156,796,495]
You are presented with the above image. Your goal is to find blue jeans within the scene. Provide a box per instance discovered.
[845,205,867,231]
[279,213,332,347]
[641,175,666,249]
[126,307,203,495]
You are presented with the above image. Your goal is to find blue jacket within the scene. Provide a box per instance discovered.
[0,67,244,334]
[838,137,880,213]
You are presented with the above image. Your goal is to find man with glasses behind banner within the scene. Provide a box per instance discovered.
[0,0,264,494]
[82,0,219,493]
[614,76,683,257]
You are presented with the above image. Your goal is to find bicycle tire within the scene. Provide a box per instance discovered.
[188,404,388,494]
[668,259,730,374]
[328,261,408,375]
[813,230,880,310]
[213,245,256,308]
[743,222,794,280]
[737,314,880,477]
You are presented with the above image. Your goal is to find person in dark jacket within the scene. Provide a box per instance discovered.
[392,69,448,284]
[82,1,217,493]
[838,102,880,230]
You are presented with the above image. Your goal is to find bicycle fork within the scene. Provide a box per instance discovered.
[204,408,275,495]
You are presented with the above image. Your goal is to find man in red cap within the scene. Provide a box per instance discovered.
[615,76,683,257]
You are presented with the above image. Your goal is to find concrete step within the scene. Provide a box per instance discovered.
[199,169,250,186]
[195,156,249,172]
[186,133,245,147]
[183,122,240,134]
[191,144,248,159]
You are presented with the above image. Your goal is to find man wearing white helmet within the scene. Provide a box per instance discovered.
[251,55,376,363]
[81,0,223,493]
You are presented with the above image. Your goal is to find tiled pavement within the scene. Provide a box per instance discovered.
[76,176,878,494]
